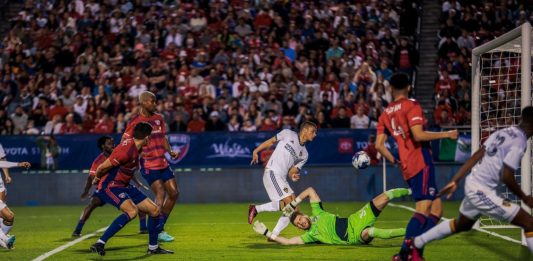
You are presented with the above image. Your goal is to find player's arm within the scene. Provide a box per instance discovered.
[0,161,31,169]
[94,159,114,182]
[250,136,277,165]
[163,136,179,159]
[410,125,458,142]
[81,175,94,200]
[439,146,485,199]
[252,221,305,245]
[0,157,11,184]
[282,187,321,216]
[375,133,398,164]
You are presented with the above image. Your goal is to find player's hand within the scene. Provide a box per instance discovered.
[18,162,31,169]
[290,172,300,182]
[80,191,89,200]
[438,181,458,199]
[250,151,259,165]
[4,175,11,184]
[169,150,179,159]
[447,130,459,140]
[253,221,271,237]
[522,195,533,209]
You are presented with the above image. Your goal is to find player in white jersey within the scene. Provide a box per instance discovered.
[0,159,31,250]
[248,121,317,237]
[0,144,12,202]
[407,106,533,260]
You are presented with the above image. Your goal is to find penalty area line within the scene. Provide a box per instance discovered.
[31,226,108,261]
[388,203,522,245]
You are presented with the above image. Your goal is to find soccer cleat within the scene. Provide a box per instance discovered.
[158,231,175,242]
[405,238,424,261]
[147,246,174,254]
[6,235,15,249]
[72,232,81,237]
[248,205,258,224]
[90,242,105,256]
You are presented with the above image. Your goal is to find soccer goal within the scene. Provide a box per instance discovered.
[471,22,532,245]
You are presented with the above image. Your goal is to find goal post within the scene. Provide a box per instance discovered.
[471,22,532,243]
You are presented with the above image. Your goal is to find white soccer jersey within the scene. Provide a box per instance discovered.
[0,144,5,159]
[467,126,528,189]
[266,129,309,177]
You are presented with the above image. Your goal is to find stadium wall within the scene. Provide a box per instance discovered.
[5,164,464,206]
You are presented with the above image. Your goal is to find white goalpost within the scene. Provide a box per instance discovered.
[471,22,532,244]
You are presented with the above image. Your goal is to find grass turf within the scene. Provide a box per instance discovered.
[0,202,531,260]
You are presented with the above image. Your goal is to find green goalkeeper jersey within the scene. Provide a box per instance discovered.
[300,202,347,245]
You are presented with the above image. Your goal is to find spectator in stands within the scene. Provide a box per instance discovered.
[10,106,28,134]
[60,113,81,134]
[330,106,350,129]
[351,106,370,129]
[394,37,419,77]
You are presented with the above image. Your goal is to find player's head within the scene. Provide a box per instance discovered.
[133,122,153,145]
[389,73,411,91]
[520,106,533,137]
[290,211,311,230]
[139,91,157,114]
[97,135,114,154]
[299,121,317,142]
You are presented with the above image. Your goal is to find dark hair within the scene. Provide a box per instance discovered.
[389,73,410,90]
[290,210,303,225]
[522,106,533,124]
[97,135,113,151]
[133,122,153,140]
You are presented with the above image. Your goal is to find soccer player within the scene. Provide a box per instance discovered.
[0,144,12,202]
[248,121,317,238]
[252,186,409,245]
[122,91,179,242]
[409,106,533,260]
[0,159,31,249]
[90,122,172,256]
[374,73,458,260]
[72,136,149,237]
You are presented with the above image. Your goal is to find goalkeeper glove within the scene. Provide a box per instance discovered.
[282,197,302,217]
[253,221,274,239]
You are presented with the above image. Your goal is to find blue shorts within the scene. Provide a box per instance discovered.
[406,148,438,201]
[99,185,147,209]
[91,190,106,207]
[140,167,175,186]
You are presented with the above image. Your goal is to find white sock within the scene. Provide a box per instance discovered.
[148,244,158,250]
[0,231,7,241]
[414,219,454,249]
[256,201,279,213]
[525,233,533,252]
[0,237,6,249]
[97,239,106,244]
[1,223,12,235]
[272,216,290,236]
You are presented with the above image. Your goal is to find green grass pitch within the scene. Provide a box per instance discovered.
[1,202,531,260]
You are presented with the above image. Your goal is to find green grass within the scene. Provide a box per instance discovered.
[1,202,531,260]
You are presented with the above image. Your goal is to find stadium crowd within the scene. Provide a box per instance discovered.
[0,0,419,135]
[433,0,532,127]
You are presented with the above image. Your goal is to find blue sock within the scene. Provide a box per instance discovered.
[139,213,147,231]
[99,213,131,243]
[159,213,168,232]
[74,220,85,234]
[401,213,427,253]
[148,216,158,246]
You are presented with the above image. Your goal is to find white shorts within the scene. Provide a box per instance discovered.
[459,182,520,223]
[263,169,293,201]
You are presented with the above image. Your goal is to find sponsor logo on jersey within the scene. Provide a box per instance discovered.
[166,134,190,164]
[429,187,436,196]
[283,187,289,193]
[118,193,126,199]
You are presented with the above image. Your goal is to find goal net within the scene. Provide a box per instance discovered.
[472,22,532,244]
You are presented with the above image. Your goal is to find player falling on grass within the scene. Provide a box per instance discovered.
[374,73,458,260]
[122,91,179,242]
[248,121,317,238]
[408,106,533,260]
[0,158,31,250]
[90,122,173,256]
[0,144,12,225]
[253,186,409,245]
[72,136,150,237]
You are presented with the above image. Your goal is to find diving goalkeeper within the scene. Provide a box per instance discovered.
[253,187,409,245]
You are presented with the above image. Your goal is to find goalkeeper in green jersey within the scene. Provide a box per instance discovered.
[253,187,410,245]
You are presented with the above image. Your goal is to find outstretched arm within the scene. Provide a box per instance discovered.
[410,125,458,142]
[252,221,305,245]
[250,136,277,165]
[81,175,95,200]
[282,187,321,216]
[0,161,30,169]
[439,147,485,199]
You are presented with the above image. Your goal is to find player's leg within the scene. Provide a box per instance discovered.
[248,170,284,224]
[159,170,179,236]
[510,208,533,252]
[138,211,148,234]
[0,200,15,249]
[413,213,476,252]
[73,196,104,236]
[372,187,411,210]
[0,202,14,235]
[271,194,295,237]
[421,166,443,234]
[137,197,173,254]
